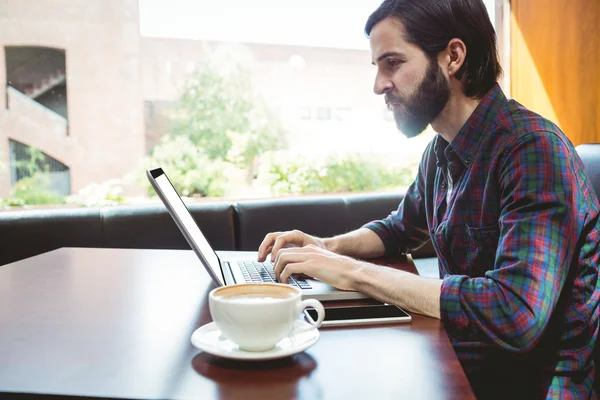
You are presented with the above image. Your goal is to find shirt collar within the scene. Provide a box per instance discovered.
[434,135,449,169]
[438,83,507,168]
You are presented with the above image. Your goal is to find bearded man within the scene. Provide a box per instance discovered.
[258,1,600,398]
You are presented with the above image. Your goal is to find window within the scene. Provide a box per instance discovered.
[9,139,70,196]
[4,46,68,123]
[0,0,503,208]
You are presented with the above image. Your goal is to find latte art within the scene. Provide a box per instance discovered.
[214,284,296,301]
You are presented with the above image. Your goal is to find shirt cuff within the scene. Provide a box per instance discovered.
[362,221,406,256]
[440,274,472,340]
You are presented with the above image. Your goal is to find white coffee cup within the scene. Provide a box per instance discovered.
[209,283,325,352]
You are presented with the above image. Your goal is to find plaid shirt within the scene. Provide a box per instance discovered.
[365,84,600,399]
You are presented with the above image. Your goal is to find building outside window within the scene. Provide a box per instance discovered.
[0,0,502,209]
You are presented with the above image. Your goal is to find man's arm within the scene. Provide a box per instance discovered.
[258,186,428,262]
[324,228,386,258]
[352,262,442,318]
[327,229,443,318]
[257,227,385,262]
[273,244,443,318]
[268,175,443,318]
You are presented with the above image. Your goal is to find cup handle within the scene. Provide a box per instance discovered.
[295,298,325,334]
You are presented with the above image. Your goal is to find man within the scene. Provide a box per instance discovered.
[257,0,600,398]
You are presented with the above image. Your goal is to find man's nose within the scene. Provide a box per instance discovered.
[373,74,393,95]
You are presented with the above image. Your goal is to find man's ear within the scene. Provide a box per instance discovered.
[445,38,467,80]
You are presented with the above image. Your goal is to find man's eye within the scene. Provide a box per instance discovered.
[387,59,402,68]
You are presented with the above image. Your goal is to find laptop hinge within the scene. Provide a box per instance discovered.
[224,261,246,284]
[220,261,235,285]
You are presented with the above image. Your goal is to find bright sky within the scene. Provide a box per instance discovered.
[139,0,495,50]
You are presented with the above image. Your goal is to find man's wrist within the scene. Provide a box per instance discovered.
[347,261,373,292]
[323,237,340,254]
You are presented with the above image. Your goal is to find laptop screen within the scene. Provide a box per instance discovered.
[150,169,225,286]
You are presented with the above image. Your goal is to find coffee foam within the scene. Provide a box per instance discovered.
[213,283,297,301]
[222,294,284,304]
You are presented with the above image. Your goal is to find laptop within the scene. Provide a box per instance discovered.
[146,167,369,301]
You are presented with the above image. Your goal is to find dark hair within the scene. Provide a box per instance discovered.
[365,0,502,98]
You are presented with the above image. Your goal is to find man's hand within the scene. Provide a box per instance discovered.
[260,232,442,319]
[257,230,326,262]
[272,245,362,291]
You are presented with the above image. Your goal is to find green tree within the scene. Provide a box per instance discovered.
[15,147,45,177]
[141,135,226,198]
[258,153,416,196]
[168,46,284,184]
[6,174,64,206]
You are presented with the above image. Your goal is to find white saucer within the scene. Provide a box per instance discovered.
[190,320,320,361]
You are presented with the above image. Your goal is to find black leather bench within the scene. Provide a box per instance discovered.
[0,191,440,267]
[0,203,235,267]
[2,143,597,275]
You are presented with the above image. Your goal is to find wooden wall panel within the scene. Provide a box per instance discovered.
[511,0,600,146]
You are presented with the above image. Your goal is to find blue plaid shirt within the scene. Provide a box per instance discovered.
[365,84,600,399]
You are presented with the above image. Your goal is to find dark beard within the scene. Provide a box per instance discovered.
[386,59,451,138]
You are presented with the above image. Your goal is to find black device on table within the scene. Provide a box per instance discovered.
[305,304,411,327]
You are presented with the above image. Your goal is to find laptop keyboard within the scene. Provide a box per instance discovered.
[237,261,312,290]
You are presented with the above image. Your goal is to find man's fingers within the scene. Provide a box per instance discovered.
[280,261,314,284]
[270,230,305,262]
[258,230,307,261]
[257,232,282,261]
[274,250,306,281]
[258,246,274,262]
[273,249,319,281]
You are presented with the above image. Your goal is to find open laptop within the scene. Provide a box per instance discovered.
[146,167,368,301]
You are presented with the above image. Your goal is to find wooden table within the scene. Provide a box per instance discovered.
[0,248,474,399]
